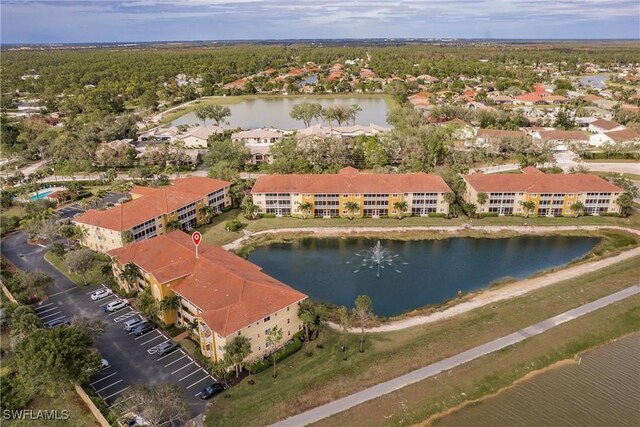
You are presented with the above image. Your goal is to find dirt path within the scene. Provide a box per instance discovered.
[224,225,640,333]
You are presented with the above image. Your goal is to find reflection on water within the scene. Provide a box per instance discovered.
[434,333,640,427]
[248,236,599,317]
[171,96,389,129]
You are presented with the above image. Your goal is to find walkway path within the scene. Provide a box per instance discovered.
[224,225,640,333]
[271,285,640,427]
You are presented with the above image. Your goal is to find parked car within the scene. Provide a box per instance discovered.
[156,340,179,356]
[132,322,156,336]
[44,317,70,329]
[199,382,225,400]
[101,359,110,369]
[90,288,113,301]
[123,316,144,332]
[105,299,129,312]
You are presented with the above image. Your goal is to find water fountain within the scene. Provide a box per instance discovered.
[346,240,407,277]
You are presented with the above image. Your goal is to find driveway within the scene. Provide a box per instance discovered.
[1,233,213,417]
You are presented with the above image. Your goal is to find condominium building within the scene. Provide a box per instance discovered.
[251,167,452,218]
[108,231,307,362]
[463,167,624,216]
[74,176,230,252]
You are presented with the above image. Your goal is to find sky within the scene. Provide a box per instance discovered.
[1,0,639,44]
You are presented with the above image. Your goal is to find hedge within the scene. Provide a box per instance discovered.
[250,334,304,374]
[427,213,446,218]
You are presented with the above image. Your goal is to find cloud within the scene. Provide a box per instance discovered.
[1,0,638,43]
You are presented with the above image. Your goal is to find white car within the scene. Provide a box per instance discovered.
[90,288,113,301]
[105,299,129,312]
[101,359,110,369]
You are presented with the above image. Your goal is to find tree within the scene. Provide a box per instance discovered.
[338,305,350,361]
[119,262,139,290]
[71,316,107,338]
[115,383,190,427]
[122,229,134,244]
[209,359,232,388]
[299,300,316,355]
[520,200,536,218]
[166,220,182,231]
[393,201,408,219]
[17,270,53,301]
[8,305,41,348]
[344,201,360,220]
[65,249,97,285]
[299,201,313,219]
[138,287,159,321]
[265,325,284,378]
[224,335,252,378]
[477,192,488,213]
[208,104,232,126]
[570,201,585,218]
[617,193,633,217]
[199,205,216,224]
[290,102,323,127]
[59,224,81,249]
[15,326,101,396]
[354,295,373,353]
[242,195,260,220]
[464,202,477,219]
[159,294,180,316]
[195,106,209,127]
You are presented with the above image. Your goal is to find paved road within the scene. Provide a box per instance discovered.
[271,285,640,427]
[1,232,214,417]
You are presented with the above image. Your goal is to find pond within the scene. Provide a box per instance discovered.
[248,236,600,317]
[171,96,389,129]
[576,74,610,89]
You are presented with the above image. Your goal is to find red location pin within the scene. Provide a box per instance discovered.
[192,231,202,246]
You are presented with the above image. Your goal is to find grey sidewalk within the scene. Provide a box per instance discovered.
[271,285,640,427]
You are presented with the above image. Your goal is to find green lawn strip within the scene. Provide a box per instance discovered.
[44,251,106,288]
[591,171,640,181]
[204,256,640,427]
[2,392,101,427]
[198,208,244,246]
[1,205,26,236]
[316,298,640,427]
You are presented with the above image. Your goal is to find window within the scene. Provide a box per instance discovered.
[217,345,223,351]
[265,328,271,335]
[287,318,290,324]
[287,306,290,311]
[237,331,241,336]
[392,194,398,197]
[264,316,270,323]
[343,194,348,198]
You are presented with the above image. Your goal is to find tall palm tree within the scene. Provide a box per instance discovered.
[95,189,109,207]
[199,205,215,224]
[392,201,408,219]
[119,262,139,291]
[477,192,488,214]
[520,200,536,218]
[159,294,181,317]
[344,201,360,220]
[166,220,183,231]
[299,201,313,219]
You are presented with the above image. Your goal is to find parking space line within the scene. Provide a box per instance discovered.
[187,375,211,389]
[157,349,183,361]
[39,311,62,320]
[164,355,187,367]
[103,386,130,402]
[107,307,130,316]
[133,331,158,340]
[86,286,106,294]
[35,303,54,311]
[95,379,123,394]
[98,299,118,308]
[113,311,138,323]
[36,307,59,314]
[140,334,164,346]
[171,361,194,374]
[90,372,117,386]
[178,369,202,382]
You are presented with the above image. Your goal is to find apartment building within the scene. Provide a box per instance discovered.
[463,167,624,216]
[74,176,230,252]
[108,231,307,362]
[251,167,452,218]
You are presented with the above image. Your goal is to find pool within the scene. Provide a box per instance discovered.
[29,190,54,201]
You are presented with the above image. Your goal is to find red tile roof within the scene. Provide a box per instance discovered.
[464,169,623,194]
[108,231,307,336]
[251,167,452,194]
[537,130,588,141]
[590,118,622,131]
[75,177,230,231]
[476,128,525,139]
[604,128,640,142]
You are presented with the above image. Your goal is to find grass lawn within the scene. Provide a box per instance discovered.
[44,251,108,288]
[204,256,640,427]
[1,205,26,235]
[2,392,101,427]
[592,171,640,181]
[235,212,640,233]
[198,209,244,247]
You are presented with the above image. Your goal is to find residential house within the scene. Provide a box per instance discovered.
[589,128,640,147]
[74,177,231,252]
[231,129,284,164]
[138,125,223,148]
[588,119,625,133]
[296,124,390,141]
[251,167,451,218]
[463,167,623,216]
[532,130,589,151]
[438,118,476,140]
[475,128,526,147]
[108,231,307,362]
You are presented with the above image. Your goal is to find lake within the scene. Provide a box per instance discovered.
[171,96,389,129]
[247,236,600,317]
[434,333,640,427]
[576,74,610,89]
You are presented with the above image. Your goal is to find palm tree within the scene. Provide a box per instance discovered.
[166,220,182,231]
[344,201,360,220]
[159,294,181,318]
[477,192,488,214]
[299,201,313,219]
[195,106,209,127]
[95,189,109,207]
[122,229,134,244]
[465,202,477,219]
[78,198,91,211]
[242,196,260,220]
[199,205,215,224]
[392,201,408,219]
[224,335,252,378]
[617,193,633,217]
[520,200,536,218]
[298,300,316,355]
[570,201,585,218]
[119,262,139,292]
[338,306,350,361]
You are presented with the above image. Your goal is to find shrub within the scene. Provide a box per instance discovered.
[50,243,66,258]
[225,219,245,232]
[479,212,499,218]
[260,213,276,219]
[599,212,620,217]
[249,335,303,374]
[427,213,446,218]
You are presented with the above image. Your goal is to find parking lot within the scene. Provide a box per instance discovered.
[33,283,213,415]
